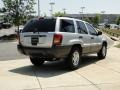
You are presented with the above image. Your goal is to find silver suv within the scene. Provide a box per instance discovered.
[17,17,107,70]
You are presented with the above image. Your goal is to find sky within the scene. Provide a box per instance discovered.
[0,0,120,16]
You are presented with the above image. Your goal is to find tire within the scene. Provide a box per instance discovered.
[66,47,81,70]
[30,57,45,66]
[97,44,107,59]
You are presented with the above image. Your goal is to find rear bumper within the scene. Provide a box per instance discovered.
[17,45,72,59]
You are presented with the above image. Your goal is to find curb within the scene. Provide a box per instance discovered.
[111,36,120,41]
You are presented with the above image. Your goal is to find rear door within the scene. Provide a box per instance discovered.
[20,18,56,48]
[58,19,77,46]
[76,21,91,54]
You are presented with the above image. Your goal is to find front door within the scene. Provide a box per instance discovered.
[76,21,91,54]
[86,23,102,53]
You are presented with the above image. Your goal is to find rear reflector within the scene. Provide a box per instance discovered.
[53,34,63,45]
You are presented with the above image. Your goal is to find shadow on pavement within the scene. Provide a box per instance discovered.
[81,55,100,67]
[9,54,101,78]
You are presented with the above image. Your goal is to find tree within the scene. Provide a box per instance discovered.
[116,17,120,25]
[53,12,66,17]
[2,0,36,27]
[93,14,100,27]
[84,17,91,23]
[0,7,6,13]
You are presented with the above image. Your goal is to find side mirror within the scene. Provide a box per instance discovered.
[97,31,102,35]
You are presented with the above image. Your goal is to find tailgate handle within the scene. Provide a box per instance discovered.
[24,35,46,37]
[79,36,83,39]
[39,35,46,37]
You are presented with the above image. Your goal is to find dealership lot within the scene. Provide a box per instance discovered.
[0,26,16,37]
[0,41,120,90]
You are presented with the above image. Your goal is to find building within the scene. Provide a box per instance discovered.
[66,14,120,24]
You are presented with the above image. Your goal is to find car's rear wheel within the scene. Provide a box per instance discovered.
[30,57,45,66]
[97,44,107,59]
[66,47,81,70]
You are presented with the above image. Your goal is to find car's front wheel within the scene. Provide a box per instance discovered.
[66,47,81,70]
[30,57,45,66]
[97,44,107,59]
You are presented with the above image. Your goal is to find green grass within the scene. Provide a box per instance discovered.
[107,29,120,34]
[102,29,120,37]
[115,43,120,48]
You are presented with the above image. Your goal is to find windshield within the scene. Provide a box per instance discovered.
[22,19,56,32]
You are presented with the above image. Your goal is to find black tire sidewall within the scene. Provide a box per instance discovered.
[66,47,81,70]
[98,45,107,59]
[30,57,44,66]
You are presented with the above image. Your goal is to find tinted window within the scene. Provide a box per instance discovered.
[76,21,88,34]
[86,23,97,35]
[60,19,75,33]
[22,19,56,32]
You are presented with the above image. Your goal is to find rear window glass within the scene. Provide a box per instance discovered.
[22,19,56,32]
[60,19,75,33]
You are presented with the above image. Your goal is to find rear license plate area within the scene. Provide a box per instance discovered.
[31,36,39,45]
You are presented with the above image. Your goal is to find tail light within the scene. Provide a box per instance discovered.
[53,34,63,46]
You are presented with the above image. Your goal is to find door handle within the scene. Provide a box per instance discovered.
[79,36,83,39]
[91,37,94,39]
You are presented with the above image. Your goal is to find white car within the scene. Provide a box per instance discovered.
[17,17,107,70]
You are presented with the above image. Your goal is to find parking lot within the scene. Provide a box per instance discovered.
[0,26,16,37]
[0,40,120,90]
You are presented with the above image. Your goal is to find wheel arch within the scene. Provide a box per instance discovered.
[71,44,82,53]
[102,41,108,47]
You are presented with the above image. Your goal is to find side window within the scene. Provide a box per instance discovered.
[76,21,88,34]
[60,19,75,33]
[86,23,97,35]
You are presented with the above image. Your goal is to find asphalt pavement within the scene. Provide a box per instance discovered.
[1,34,120,90]
[0,41,26,61]
[0,23,120,90]
[0,42,120,90]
